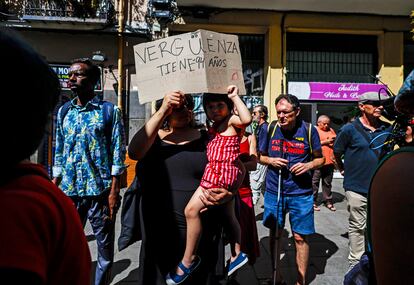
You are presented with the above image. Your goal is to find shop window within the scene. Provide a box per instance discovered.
[286,33,378,83]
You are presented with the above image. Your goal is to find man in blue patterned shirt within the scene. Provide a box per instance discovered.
[53,58,126,285]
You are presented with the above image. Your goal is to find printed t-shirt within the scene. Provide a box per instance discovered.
[259,121,322,195]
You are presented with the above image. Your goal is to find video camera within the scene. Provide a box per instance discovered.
[377,71,414,148]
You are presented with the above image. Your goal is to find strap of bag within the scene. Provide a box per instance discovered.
[266,120,313,156]
[352,120,381,158]
[267,120,278,148]
[305,122,313,156]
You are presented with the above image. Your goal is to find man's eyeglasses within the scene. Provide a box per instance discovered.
[276,109,295,116]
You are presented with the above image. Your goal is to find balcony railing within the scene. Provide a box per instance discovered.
[22,0,114,23]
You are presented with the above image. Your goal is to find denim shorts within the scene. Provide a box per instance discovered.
[263,191,315,235]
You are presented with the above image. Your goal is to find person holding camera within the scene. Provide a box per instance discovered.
[333,92,391,270]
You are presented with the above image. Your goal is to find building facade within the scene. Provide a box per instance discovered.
[1,1,413,171]
[172,0,413,128]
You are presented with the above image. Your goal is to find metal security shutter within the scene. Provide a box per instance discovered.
[286,33,378,83]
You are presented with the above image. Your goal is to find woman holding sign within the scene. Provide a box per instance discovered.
[128,91,230,285]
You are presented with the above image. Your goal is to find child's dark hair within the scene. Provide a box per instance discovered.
[202,93,234,126]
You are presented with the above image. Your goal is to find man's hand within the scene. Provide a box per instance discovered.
[290,162,312,176]
[268,157,289,169]
[108,192,120,220]
[199,187,233,207]
[108,176,121,220]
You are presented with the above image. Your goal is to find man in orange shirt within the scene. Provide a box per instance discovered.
[312,115,337,211]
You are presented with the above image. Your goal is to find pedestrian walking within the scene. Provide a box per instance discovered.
[312,115,337,211]
[259,94,324,285]
[250,104,269,205]
[53,58,126,285]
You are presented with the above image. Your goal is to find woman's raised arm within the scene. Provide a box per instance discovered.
[128,91,184,160]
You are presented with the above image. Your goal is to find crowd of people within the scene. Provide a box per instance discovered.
[2,29,414,285]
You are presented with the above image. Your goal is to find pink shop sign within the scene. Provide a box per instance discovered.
[288,82,389,101]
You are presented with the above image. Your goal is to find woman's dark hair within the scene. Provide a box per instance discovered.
[155,94,195,130]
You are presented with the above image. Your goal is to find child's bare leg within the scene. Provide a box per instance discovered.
[178,186,207,272]
[224,198,242,261]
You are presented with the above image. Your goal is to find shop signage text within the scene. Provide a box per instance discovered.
[288,82,389,101]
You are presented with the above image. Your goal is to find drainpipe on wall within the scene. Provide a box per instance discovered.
[117,0,125,111]
[281,13,287,94]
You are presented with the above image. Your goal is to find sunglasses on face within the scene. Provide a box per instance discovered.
[363,101,383,107]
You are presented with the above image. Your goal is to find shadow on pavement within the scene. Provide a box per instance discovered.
[114,266,138,284]
[307,233,339,284]
[234,231,338,285]
[90,259,131,285]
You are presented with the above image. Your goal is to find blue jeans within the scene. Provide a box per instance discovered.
[72,194,116,285]
[263,191,315,235]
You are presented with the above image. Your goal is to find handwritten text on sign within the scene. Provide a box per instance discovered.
[133,30,246,104]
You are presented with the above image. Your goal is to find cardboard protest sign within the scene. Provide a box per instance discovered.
[133,29,246,104]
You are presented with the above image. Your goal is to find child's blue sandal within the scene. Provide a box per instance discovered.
[228,252,248,276]
[165,256,201,285]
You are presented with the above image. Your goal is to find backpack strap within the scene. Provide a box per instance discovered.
[101,101,115,146]
[267,120,278,148]
[59,101,72,127]
[305,122,313,156]
[352,120,381,159]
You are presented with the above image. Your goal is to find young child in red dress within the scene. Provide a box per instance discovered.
[166,85,252,285]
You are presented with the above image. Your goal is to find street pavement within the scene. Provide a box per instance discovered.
[86,178,349,285]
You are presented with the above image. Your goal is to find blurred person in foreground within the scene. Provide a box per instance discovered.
[368,71,414,284]
[0,29,91,285]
